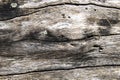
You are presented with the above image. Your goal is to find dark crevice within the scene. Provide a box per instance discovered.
[27,2,120,10]
[93,44,103,52]
[1,65,120,76]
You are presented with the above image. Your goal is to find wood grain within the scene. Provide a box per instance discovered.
[0,67,120,80]
[0,0,120,79]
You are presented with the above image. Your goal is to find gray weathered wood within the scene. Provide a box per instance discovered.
[0,0,120,79]
[0,67,120,80]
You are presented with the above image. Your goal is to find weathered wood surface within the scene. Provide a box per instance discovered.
[0,67,120,80]
[0,0,120,79]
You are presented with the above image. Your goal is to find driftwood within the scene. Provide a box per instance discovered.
[0,0,120,79]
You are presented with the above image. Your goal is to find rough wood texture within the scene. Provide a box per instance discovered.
[0,0,120,79]
[1,67,120,80]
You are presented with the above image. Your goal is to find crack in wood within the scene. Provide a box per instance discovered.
[0,65,120,76]
[0,2,120,21]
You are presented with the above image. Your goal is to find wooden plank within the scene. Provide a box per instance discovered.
[0,0,120,79]
[0,5,120,41]
[0,35,120,75]
[0,67,120,80]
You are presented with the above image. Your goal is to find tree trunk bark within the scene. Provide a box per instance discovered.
[0,0,120,80]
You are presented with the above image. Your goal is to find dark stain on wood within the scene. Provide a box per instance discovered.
[109,19,119,24]
[97,18,119,35]
[97,19,119,26]
[0,0,19,10]
[97,19,111,26]
[98,0,106,3]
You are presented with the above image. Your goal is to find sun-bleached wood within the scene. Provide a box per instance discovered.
[0,0,120,79]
